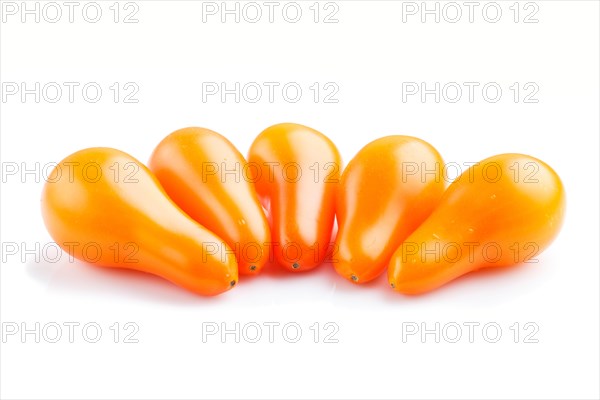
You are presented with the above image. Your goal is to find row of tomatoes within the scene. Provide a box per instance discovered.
[41,123,565,296]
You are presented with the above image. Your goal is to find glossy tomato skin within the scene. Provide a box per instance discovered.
[248,123,341,271]
[41,148,238,296]
[388,153,566,295]
[149,127,271,275]
[334,136,445,284]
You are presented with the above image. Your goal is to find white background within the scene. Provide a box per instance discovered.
[1,1,599,399]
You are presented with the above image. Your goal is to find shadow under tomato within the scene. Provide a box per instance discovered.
[25,258,233,305]
[24,252,552,306]
[383,260,550,305]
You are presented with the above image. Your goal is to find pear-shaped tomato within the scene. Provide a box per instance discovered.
[149,127,271,275]
[41,147,238,296]
[334,136,445,284]
[389,153,566,294]
[248,123,341,271]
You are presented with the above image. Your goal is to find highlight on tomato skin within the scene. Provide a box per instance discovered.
[41,147,239,296]
[388,153,566,295]
[334,135,446,284]
[149,127,271,276]
[247,122,342,272]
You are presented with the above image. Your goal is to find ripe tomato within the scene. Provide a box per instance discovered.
[388,153,566,294]
[41,148,238,296]
[149,127,271,275]
[334,136,445,284]
[248,123,341,271]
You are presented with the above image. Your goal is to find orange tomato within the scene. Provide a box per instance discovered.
[388,153,566,294]
[248,123,341,271]
[41,148,238,296]
[334,136,445,284]
[149,127,271,275]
